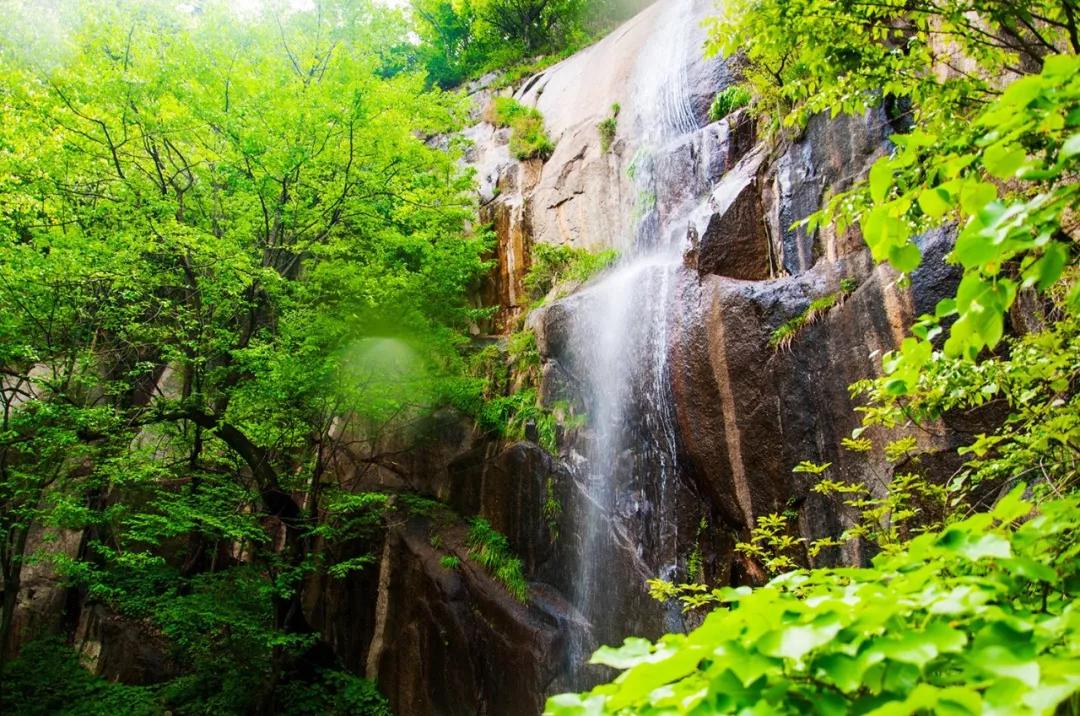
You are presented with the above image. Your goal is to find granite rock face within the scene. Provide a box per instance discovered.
[363,517,573,716]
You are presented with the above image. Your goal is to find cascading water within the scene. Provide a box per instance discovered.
[563,0,702,679]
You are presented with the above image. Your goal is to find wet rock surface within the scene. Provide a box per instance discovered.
[690,147,771,279]
[364,517,571,716]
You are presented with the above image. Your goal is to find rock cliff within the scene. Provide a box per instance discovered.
[362,0,970,712]
[6,2,975,713]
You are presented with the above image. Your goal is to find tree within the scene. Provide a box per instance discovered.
[0,0,487,706]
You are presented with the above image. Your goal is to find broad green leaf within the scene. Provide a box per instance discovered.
[869,159,893,204]
[983,143,1026,180]
[917,186,951,218]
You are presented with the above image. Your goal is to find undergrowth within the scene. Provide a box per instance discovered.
[488,97,555,161]
[597,103,620,153]
[525,243,619,304]
[768,278,857,350]
[543,476,562,543]
[466,517,528,601]
[708,84,752,122]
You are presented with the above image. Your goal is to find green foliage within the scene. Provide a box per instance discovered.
[548,487,1080,715]
[478,388,574,455]
[768,314,810,351]
[0,0,486,700]
[855,299,1080,494]
[707,85,751,122]
[591,7,1080,716]
[708,0,1080,496]
[411,0,648,88]
[276,670,392,716]
[706,0,1078,132]
[468,327,581,458]
[508,328,542,382]
[466,517,528,601]
[598,103,620,152]
[686,517,708,583]
[768,281,855,350]
[411,0,487,88]
[831,57,1080,382]
[489,97,556,160]
[0,638,160,716]
[811,469,949,557]
[736,512,804,576]
[439,554,462,569]
[714,0,1080,420]
[524,243,619,302]
[543,476,562,542]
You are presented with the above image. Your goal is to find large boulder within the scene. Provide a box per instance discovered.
[365,517,573,716]
[670,228,963,566]
[689,147,771,280]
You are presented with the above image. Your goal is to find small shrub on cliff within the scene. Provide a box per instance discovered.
[478,388,570,455]
[508,328,541,382]
[543,476,562,542]
[466,517,528,601]
[707,85,751,122]
[597,103,620,153]
[488,97,555,161]
[767,281,855,350]
[525,243,619,302]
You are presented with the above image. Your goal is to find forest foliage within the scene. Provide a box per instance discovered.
[410,0,650,88]
[0,0,1077,712]
[0,0,496,711]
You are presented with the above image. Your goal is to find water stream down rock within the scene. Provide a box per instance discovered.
[320,0,969,711]
[344,1,980,712]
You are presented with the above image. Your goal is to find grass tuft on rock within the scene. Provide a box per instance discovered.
[466,517,528,601]
[708,85,752,122]
[488,97,555,161]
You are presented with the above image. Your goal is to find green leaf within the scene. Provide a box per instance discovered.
[869,159,893,203]
[888,242,921,273]
[935,298,957,318]
[1060,132,1080,159]
[972,646,1040,687]
[814,653,864,692]
[590,638,653,668]
[983,143,1026,180]
[991,484,1031,522]
[958,180,996,215]
[875,631,939,667]
[1024,242,1068,291]
[917,187,951,218]
[758,615,842,661]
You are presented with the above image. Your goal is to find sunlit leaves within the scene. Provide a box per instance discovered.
[548,490,1080,715]
[846,54,1080,394]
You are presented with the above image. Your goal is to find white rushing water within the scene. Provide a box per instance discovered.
[565,0,700,674]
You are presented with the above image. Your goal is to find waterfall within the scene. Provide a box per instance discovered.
[563,0,700,679]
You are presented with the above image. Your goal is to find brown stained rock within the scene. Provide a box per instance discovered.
[693,148,771,280]
[671,230,964,562]
[365,518,571,716]
[75,605,177,685]
[477,197,530,332]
